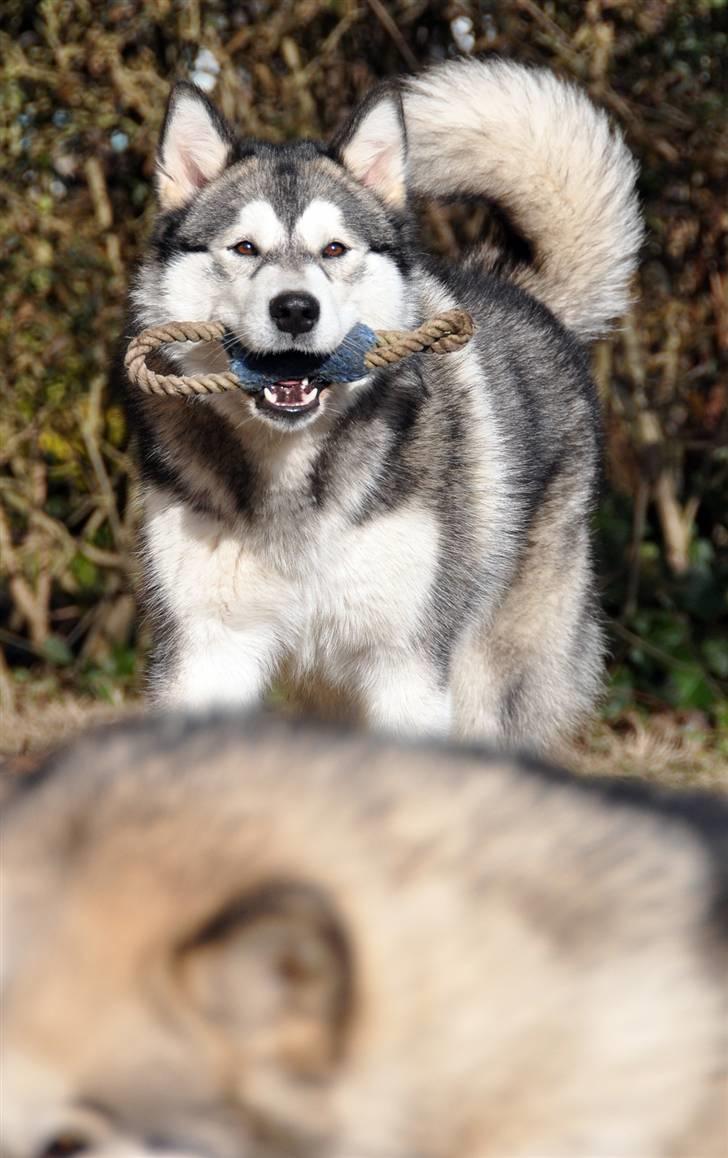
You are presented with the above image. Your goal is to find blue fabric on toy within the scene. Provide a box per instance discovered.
[222,323,378,393]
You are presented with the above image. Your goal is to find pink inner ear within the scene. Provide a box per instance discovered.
[362,143,400,190]
[184,154,210,191]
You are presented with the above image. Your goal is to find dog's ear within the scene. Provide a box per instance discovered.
[156,82,234,210]
[332,86,407,208]
[177,882,354,1098]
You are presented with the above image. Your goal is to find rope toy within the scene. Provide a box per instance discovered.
[124,311,474,397]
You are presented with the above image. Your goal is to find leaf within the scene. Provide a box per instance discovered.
[667,666,715,712]
[41,635,74,667]
[702,638,728,679]
[70,552,100,591]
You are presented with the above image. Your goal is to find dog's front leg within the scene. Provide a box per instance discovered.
[151,616,284,711]
[142,495,298,712]
[358,651,452,738]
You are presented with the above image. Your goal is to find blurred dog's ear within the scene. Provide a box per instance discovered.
[177,881,354,1083]
[332,86,407,208]
[156,82,234,210]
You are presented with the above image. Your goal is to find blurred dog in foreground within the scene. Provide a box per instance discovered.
[1,715,726,1157]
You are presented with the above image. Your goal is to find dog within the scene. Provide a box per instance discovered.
[125,58,643,748]
[2,714,726,1156]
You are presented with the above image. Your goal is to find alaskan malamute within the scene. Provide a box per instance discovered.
[127,59,642,748]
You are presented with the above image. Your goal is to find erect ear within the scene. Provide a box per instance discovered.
[332,86,407,208]
[156,81,234,211]
[177,882,354,1091]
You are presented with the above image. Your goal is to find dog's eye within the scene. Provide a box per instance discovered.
[321,241,348,259]
[233,239,259,256]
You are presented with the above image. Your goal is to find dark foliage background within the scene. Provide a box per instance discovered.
[1,0,726,745]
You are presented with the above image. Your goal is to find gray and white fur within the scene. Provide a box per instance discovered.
[127,58,643,749]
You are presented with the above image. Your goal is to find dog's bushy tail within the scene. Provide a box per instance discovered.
[404,58,643,340]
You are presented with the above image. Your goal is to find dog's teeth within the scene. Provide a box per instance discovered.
[302,385,317,402]
[264,387,277,403]
[301,377,310,387]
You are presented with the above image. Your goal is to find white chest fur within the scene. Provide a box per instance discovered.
[144,487,441,713]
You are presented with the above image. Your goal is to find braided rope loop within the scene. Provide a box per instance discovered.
[125,310,474,396]
[365,310,474,367]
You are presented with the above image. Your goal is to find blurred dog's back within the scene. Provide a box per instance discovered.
[2,715,726,1156]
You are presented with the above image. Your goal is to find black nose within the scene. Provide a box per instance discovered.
[269,291,320,335]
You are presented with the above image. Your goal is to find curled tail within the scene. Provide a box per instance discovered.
[403,58,643,339]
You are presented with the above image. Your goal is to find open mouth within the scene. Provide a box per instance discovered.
[222,339,333,420]
[224,325,374,420]
[257,376,326,416]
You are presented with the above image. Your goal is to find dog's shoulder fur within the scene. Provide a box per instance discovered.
[2,715,726,1156]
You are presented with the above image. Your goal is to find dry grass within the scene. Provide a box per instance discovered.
[0,692,135,769]
[562,716,728,793]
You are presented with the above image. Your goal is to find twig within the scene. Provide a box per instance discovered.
[0,649,15,718]
[82,375,125,551]
[365,0,419,71]
[610,620,726,695]
[622,477,648,621]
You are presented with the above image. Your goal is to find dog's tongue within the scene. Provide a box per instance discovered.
[270,379,311,405]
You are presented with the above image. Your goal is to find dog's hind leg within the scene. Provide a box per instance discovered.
[451,516,603,752]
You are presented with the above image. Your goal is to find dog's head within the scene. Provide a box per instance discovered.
[133,82,413,429]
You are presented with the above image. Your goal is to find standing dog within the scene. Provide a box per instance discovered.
[2,715,726,1156]
[127,59,642,747]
